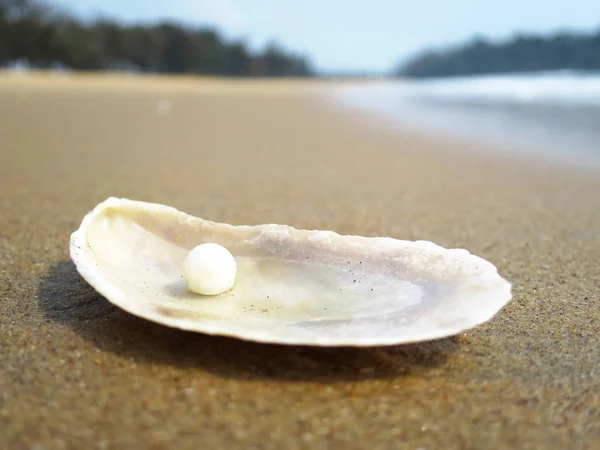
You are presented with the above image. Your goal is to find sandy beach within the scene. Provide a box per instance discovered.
[1,73,599,449]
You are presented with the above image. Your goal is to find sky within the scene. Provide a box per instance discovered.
[53,0,600,73]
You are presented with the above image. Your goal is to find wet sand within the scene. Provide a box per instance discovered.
[1,73,599,449]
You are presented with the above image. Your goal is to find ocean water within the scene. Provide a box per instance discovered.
[330,71,600,169]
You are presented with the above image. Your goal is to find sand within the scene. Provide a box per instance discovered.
[1,72,599,449]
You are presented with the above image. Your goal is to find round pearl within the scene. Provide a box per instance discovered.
[183,243,237,295]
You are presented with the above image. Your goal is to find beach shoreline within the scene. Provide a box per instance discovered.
[326,79,600,172]
[2,73,599,449]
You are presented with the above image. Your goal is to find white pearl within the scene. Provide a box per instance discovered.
[183,243,237,295]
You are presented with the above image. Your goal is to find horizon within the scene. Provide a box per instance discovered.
[52,0,600,74]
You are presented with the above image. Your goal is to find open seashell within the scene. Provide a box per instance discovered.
[69,198,512,346]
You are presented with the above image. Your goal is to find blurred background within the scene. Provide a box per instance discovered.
[2,0,600,166]
[3,0,600,76]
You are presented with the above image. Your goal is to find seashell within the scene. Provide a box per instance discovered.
[69,198,512,346]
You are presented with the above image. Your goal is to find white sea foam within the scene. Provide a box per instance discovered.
[334,71,600,106]
[329,71,600,169]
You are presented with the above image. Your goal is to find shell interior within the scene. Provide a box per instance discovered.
[69,198,512,346]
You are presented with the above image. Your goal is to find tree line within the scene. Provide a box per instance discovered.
[399,29,600,78]
[0,0,313,76]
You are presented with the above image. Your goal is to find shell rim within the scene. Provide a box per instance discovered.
[69,197,513,347]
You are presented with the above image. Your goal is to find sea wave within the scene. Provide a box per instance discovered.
[335,71,600,107]
[330,71,600,168]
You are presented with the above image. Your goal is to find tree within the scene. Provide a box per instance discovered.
[226,41,251,76]
[0,0,313,76]
[399,29,600,78]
